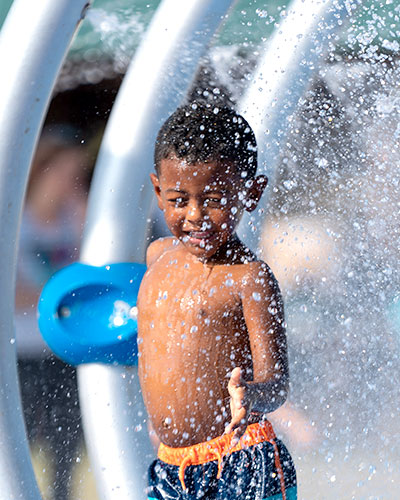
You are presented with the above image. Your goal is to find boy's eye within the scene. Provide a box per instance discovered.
[204,197,226,207]
[168,197,186,206]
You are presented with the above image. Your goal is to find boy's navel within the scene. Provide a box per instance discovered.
[162,417,172,429]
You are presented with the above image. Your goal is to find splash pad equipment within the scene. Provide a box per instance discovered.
[0,0,350,498]
[0,1,92,498]
[38,262,146,365]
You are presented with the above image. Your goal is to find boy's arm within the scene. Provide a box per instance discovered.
[226,261,288,439]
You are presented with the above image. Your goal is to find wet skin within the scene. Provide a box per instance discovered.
[137,157,288,447]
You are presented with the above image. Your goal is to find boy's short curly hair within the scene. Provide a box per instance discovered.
[154,103,258,177]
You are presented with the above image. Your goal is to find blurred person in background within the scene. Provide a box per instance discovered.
[15,125,93,500]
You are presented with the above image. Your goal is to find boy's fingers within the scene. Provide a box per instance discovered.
[226,424,248,443]
[229,388,244,409]
[226,367,251,439]
[232,424,247,443]
[228,367,243,389]
[228,368,247,405]
[225,407,247,435]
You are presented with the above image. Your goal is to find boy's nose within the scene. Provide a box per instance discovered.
[186,201,203,223]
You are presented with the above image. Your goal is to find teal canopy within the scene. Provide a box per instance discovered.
[1,0,400,60]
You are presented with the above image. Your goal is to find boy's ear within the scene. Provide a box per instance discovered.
[150,173,164,211]
[244,175,268,213]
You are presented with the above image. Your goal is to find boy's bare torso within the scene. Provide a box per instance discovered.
[138,237,277,448]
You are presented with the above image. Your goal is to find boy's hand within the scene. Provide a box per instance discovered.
[225,367,255,443]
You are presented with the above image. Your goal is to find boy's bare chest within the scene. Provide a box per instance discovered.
[137,254,253,380]
[139,258,246,323]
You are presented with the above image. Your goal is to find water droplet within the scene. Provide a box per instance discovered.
[113,316,124,327]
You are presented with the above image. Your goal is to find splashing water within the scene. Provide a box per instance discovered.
[47,2,400,497]
[85,7,146,68]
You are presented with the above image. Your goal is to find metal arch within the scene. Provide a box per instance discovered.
[0,0,352,499]
[238,0,350,251]
[0,1,92,498]
[76,1,237,499]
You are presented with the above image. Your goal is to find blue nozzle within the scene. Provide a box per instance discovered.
[38,262,146,365]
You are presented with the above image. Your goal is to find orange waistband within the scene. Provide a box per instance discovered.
[158,420,276,467]
[158,420,286,498]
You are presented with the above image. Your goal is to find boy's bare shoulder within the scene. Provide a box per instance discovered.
[146,237,177,267]
[239,259,281,297]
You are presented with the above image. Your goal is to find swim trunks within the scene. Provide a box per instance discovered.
[147,420,297,500]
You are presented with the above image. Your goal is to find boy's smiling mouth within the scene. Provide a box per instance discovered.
[183,230,213,246]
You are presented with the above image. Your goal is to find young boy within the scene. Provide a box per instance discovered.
[137,103,297,500]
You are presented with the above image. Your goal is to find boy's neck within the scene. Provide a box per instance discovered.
[194,234,256,266]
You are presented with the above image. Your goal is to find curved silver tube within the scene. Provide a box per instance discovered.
[0,0,91,498]
[238,0,350,249]
[77,1,237,499]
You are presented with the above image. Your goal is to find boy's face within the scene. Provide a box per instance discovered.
[150,156,267,261]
